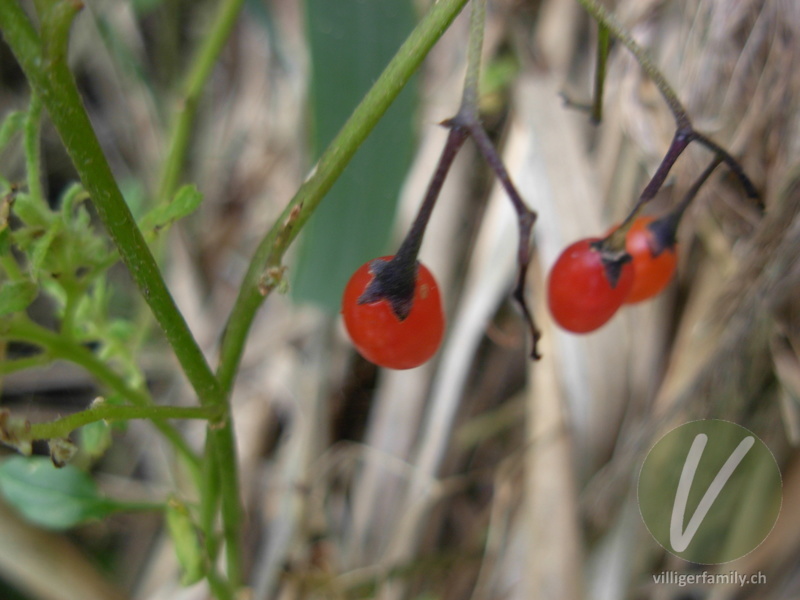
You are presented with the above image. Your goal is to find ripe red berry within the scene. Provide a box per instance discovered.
[547,238,634,333]
[342,256,445,369]
[619,216,678,303]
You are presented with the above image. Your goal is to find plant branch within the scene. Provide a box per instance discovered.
[460,0,486,116]
[592,23,610,123]
[21,403,219,442]
[574,0,690,129]
[23,93,45,206]
[1,316,201,474]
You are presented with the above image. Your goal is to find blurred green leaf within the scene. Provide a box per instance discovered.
[293,0,418,312]
[0,280,37,316]
[0,110,25,153]
[80,420,113,461]
[0,456,122,530]
[139,184,202,238]
[165,498,205,586]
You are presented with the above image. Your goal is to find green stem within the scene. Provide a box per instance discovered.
[109,500,165,513]
[1,316,202,475]
[157,0,246,204]
[0,0,225,412]
[210,425,242,588]
[460,0,486,115]
[592,23,610,123]
[199,435,222,559]
[216,0,471,393]
[0,353,52,375]
[27,403,219,441]
[574,0,690,128]
[23,93,45,206]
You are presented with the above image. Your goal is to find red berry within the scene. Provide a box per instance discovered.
[342,256,444,369]
[547,238,634,333]
[620,216,678,303]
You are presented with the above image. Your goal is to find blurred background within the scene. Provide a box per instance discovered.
[1,0,799,598]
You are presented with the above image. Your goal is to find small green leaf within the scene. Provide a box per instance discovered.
[0,280,38,316]
[11,192,50,229]
[139,184,202,236]
[59,182,89,218]
[30,221,62,273]
[79,420,113,460]
[0,110,26,153]
[165,498,205,585]
[0,456,119,529]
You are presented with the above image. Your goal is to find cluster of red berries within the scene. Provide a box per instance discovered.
[340,213,680,369]
[547,215,678,333]
[337,58,755,368]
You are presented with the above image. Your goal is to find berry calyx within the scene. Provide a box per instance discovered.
[342,256,445,370]
[547,238,634,333]
[616,216,678,303]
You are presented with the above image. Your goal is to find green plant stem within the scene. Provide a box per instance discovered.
[0,353,52,375]
[0,0,225,411]
[216,0,471,393]
[23,93,45,206]
[199,436,222,558]
[461,0,485,115]
[592,23,610,123]
[211,425,242,587]
[1,316,202,475]
[157,0,246,204]
[27,403,219,441]
[574,0,690,128]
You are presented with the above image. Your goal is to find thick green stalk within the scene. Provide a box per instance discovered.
[216,0,471,393]
[0,0,225,410]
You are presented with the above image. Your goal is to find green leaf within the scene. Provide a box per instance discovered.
[0,280,38,316]
[79,420,113,460]
[30,220,62,273]
[0,456,119,529]
[292,0,418,312]
[165,498,205,585]
[11,192,50,229]
[138,184,202,237]
[0,110,26,153]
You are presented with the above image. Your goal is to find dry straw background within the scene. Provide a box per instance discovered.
[1,0,799,599]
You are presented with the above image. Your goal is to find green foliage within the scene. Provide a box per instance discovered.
[0,280,37,316]
[0,456,132,530]
[79,420,113,461]
[165,498,206,585]
[0,110,26,153]
[138,184,203,240]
